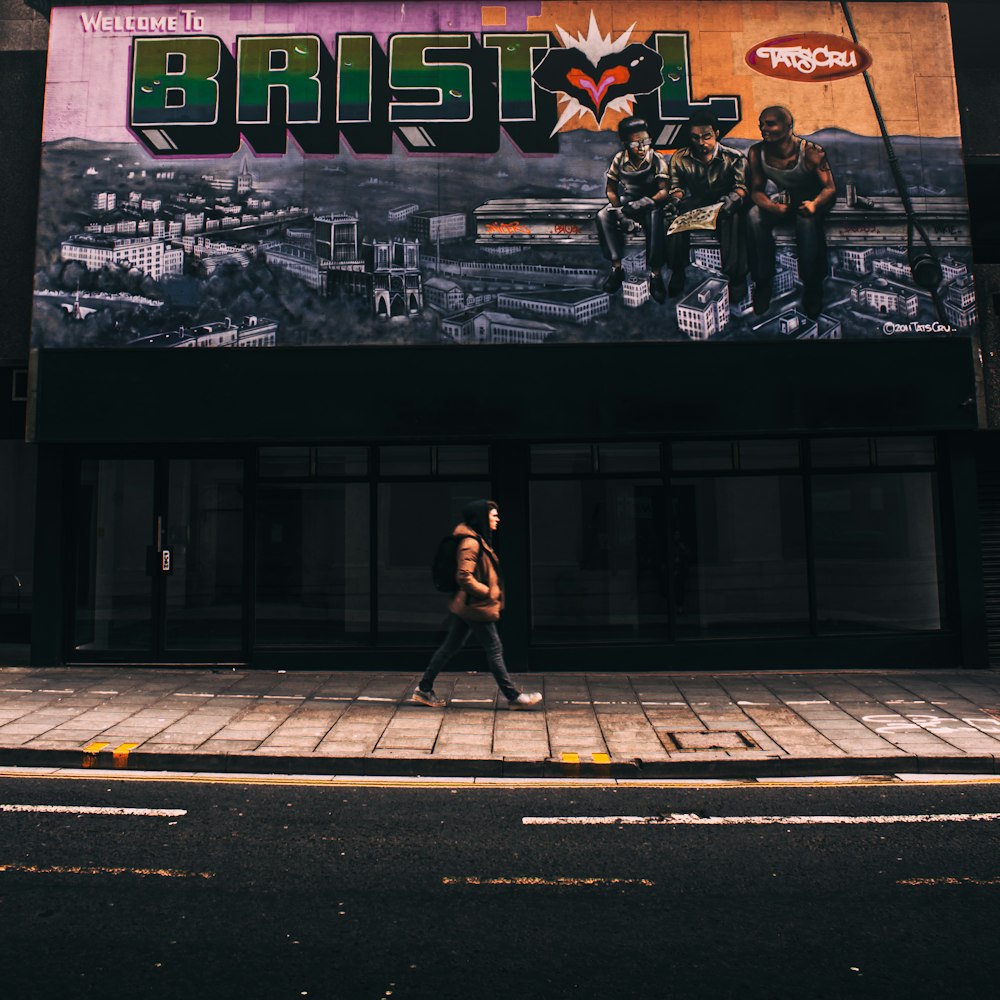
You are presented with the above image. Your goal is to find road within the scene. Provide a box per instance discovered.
[1,771,999,999]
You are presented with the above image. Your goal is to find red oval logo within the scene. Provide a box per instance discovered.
[746,33,873,82]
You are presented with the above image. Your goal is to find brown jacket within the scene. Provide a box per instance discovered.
[446,523,504,622]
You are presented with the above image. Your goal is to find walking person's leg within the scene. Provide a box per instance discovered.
[413,614,470,706]
[467,621,541,708]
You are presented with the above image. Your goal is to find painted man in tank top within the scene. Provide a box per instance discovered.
[746,105,837,319]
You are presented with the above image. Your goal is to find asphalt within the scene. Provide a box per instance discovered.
[2,663,1000,778]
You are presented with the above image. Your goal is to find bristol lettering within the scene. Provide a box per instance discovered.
[128,30,740,156]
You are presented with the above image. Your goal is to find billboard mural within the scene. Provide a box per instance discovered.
[31,1,977,349]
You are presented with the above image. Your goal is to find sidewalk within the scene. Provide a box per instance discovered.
[2,664,1000,778]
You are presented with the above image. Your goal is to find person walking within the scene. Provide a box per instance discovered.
[413,499,542,710]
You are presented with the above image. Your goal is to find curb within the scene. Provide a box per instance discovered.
[1,746,997,779]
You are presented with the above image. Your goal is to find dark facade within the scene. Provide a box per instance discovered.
[4,0,1000,674]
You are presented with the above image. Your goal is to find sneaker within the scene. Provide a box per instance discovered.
[667,268,686,297]
[649,271,666,303]
[411,687,445,708]
[603,268,624,293]
[509,691,543,710]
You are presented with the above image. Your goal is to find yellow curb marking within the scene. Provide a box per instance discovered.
[561,752,580,764]
[592,753,611,764]
[0,863,213,879]
[81,742,109,768]
[443,876,654,887]
[113,742,140,769]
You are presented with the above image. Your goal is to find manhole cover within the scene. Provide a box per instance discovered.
[660,730,762,752]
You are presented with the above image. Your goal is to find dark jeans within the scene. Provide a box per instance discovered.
[747,203,830,296]
[420,614,520,702]
[666,198,747,283]
[596,203,666,270]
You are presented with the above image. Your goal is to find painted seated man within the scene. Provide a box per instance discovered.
[665,109,749,301]
[596,116,671,303]
[746,105,837,319]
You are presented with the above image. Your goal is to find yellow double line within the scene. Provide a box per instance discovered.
[81,742,140,769]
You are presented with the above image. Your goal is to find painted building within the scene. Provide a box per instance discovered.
[2,0,1000,678]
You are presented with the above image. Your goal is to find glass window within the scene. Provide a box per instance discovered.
[377,481,489,644]
[597,443,661,474]
[0,443,36,641]
[874,437,936,467]
[738,439,800,470]
[73,459,154,651]
[316,446,368,477]
[810,438,872,468]
[671,476,809,637]
[437,445,489,476]
[812,472,945,632]
[259,446,310,478]
[530,479,668,641]
[164,459,244,651]
[531,443,593,474]
[671,440,734,471]
[379,446,432,476]
[255,483,370,647]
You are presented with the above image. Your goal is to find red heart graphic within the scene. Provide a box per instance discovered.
[566,66,630,108]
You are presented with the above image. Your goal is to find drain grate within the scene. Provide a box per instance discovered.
[660,730,762,752]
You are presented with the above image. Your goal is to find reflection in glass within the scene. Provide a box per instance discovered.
[810,438,872,468]
[530,444,593,474]
[671,440,734,472]
[73,459,154,651]
[530,479,668,640]
[259,447,311,478]
[255,483,370,646]
[377,481,488,643]
[671,476,808,637]
[165,459,245,651]
[379,446,432,476]
[813,473,945,632]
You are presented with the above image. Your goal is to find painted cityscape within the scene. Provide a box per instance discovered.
[30,2,977,349]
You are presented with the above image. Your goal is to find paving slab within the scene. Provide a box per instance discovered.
[1,666,1000,778]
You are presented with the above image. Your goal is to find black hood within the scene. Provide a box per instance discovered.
[462,499,496,545]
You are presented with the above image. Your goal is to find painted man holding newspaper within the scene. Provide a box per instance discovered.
[664,109,749,302]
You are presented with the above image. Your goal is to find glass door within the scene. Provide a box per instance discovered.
[72,455,246,660]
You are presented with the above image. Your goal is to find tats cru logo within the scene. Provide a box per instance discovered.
[745,33,872,82]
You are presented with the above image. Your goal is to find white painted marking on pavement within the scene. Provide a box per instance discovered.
[786,700,831,705]
[357,696,395,702]
[1,688,33,693]
[0,803,186,817]
[522,812,1000,826]
[39,689,74,694]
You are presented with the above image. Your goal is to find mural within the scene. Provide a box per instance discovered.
[31,1,976,348]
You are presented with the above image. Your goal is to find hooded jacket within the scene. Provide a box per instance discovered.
[447,503,504,622]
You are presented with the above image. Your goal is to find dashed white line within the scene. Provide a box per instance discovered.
[0,803,186,817]
[522,812,1000,826]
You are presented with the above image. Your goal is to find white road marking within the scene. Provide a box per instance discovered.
[0,803,186,817]
[522,812,1000,826]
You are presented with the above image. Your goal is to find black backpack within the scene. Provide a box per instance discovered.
[431,533,480,593]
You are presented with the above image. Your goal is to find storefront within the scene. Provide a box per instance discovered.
[16,0,994,670]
